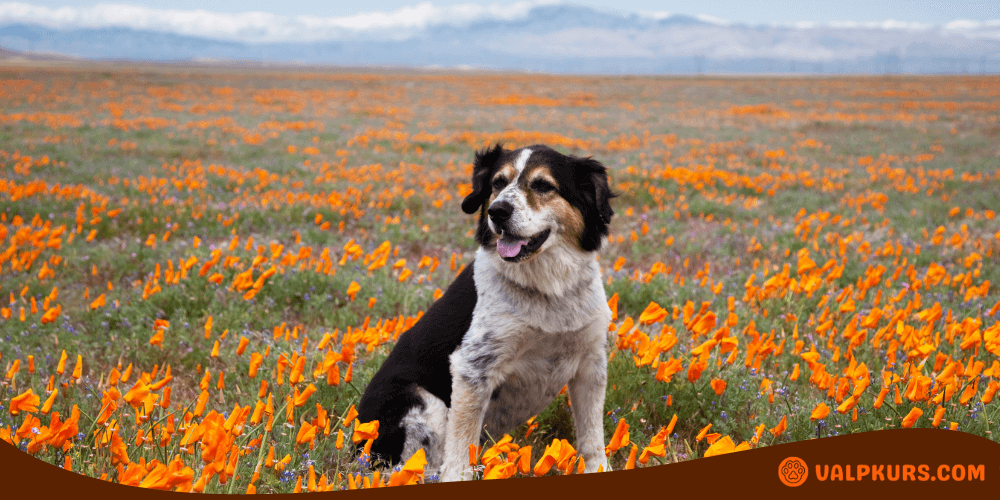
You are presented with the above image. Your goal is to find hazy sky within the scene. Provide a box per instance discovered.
[9,0,1000,24]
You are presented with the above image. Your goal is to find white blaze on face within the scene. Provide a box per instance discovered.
[490,148,533,234]
[492,148,541,257]
[513,148,532,175]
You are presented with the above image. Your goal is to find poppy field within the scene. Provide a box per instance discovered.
[1,63,999,491]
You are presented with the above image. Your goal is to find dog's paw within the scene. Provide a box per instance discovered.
[439,464,475,482]
[587,459,611,473]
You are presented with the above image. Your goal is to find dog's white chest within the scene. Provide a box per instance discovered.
[471,248,609,333]
[479,326,596,435]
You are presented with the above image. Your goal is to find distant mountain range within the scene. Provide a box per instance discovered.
[1,4,998,74]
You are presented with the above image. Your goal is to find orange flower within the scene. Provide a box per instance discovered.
[533,439,576,476]
[123,380,150,409]
[925,263,946,286]
[293,384,317,407]
[56,350,67,375]
[695,423,712,441]
[483,462,517,480]
[248,353,263,378]
[638,302,668,325]
[901,407,923,428]
[5,359,20,380]
[686,359,708,383]
[710,379,727,396]
[388,448,427,486]
[296,421,317,445]
[342,404,358,427]
[769,415,787,436]
[655,357,684,382]
[481,434,519,465]
[352,420,379,444]
[704,435,736,457]
[623,444,638,470]
[637,427,669,464]
[665,413,678,435]
[9,389,41,415]
[689,311,717,337]
[810,402,830,421]
[40,388,58,414]
[605,417,629,456]
[932,406,946,427]
[836,395,857,414]
[289,356,306,385]
[96,390,118,425]
[346,281,360,301]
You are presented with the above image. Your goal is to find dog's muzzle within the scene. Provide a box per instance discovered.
[488,200,513,229]
[488,200,550,261]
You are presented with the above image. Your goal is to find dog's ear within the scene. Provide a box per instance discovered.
[576,157,616,251]
[461,143,504,214]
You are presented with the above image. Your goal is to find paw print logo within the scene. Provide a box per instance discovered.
[778,457,808,487]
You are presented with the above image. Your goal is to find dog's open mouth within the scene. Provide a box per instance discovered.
[496,229,550,261]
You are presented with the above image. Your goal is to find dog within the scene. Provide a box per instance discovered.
[356,143,615,481]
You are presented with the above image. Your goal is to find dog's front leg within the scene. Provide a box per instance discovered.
[439,374,491,482]
[567,323,610,473]
[439,323,505,482]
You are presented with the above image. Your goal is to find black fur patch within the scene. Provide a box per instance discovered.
[355,262,477,465]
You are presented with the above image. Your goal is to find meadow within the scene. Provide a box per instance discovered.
[0,63,998,492]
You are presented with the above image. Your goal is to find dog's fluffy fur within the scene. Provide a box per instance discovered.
[356,143,614,481]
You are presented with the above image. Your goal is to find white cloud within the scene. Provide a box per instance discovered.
[0,1,553,43]
[693,14,731,26]
[825,19,933,30]
[0,1,996,45]
[942,19,1000,39]
[639,11,672,21]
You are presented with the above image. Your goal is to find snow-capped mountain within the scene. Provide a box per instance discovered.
[1,3,998,73]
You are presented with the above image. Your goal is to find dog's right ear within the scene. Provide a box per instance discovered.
[461,143,504,214]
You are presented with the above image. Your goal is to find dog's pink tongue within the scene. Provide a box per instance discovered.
[497,238,526,258]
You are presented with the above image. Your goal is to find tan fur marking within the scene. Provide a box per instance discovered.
[552,197,585,249]
[519,164,557,211]
[494,164,516,184]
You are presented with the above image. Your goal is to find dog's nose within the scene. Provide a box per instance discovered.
[488,201,513,225]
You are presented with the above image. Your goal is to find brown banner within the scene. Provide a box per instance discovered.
[3,429,998,497]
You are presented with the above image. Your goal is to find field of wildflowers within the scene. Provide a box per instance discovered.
[0,64,998,492]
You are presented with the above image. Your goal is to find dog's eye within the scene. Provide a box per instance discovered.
[491,177,508,191]
[531,180,555,193]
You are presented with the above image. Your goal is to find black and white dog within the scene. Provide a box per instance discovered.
[356,143,615,481]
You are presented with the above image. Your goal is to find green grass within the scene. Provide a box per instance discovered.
[0,66,998,490]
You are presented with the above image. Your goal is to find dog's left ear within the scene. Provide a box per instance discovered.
[461,143,504,214]
[576,157,616,251]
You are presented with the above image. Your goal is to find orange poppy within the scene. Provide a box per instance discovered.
[810,402,830,421]
[605,418,630,456]
[769,415,787,436]
[352,420,380,444]
[901,407,923,428]
[9,389,41,415]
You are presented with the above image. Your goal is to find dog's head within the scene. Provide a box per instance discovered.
[461,143,615,262]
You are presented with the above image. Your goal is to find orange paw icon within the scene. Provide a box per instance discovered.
[779,457,808,487]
